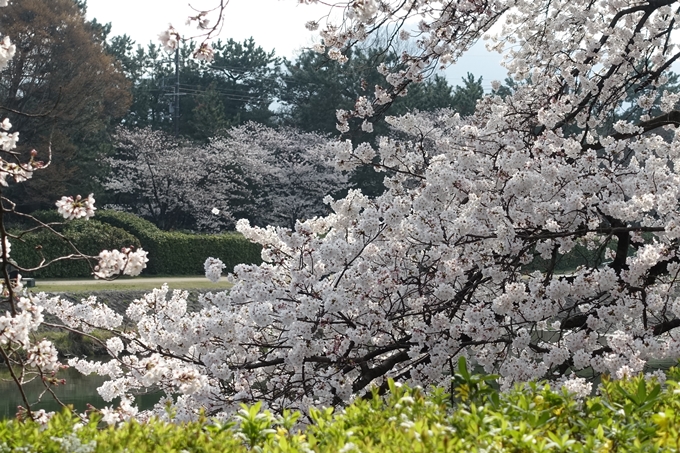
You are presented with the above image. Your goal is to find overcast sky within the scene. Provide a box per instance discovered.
[84,0,508,89]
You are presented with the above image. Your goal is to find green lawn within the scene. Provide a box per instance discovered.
[30,276,233,293]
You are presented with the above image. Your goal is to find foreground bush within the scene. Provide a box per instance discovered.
[3,370,680,452]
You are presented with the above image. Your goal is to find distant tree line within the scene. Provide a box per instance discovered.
[0,0,490,232]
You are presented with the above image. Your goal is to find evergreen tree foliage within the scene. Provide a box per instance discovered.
[111,37,281,140]
[451,72,484,116]
[0,0,131,211]
[280,47,462,138]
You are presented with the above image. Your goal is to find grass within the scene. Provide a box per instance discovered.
[39,329,114,356]
[30,276,233,293]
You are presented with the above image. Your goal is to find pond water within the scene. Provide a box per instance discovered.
[0,364,161,419]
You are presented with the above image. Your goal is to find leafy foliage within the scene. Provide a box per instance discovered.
[280,47,462,139]
[451,73,484,117]
[9,220,141,278]
[11,209,261,278]
[4,367,680,451]
[110,37,281,139]
[0,0,131,210]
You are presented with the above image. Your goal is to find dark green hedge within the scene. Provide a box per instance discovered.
[9,210,261,278]
[95,210,163,239]
[9,220,141,278]
[29,209,68,226]
[96,210,262,275]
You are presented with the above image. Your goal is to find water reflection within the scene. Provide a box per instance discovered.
[0,364,161,419]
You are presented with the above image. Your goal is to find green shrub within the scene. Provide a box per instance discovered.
[95,210,163,240]
[149,230,263,275]
[96,210,262,275]
[3,364,680,452]
[9,220,141,278]
[28,209,69,226]
[2,209,67,232]
[8,210,260,277]
[0,411,249,453]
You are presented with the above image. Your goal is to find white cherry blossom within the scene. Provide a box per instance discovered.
[55,194,96,220]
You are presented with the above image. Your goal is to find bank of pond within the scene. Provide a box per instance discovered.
[0,365,163,420]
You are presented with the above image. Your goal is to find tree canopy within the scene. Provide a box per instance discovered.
[280,46,465,138]
[110,37,281,140]
[0,0,130,210]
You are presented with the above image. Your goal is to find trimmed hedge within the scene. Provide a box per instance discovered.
[96,210,262,275]
[9,220,141,278]
[95,210,164,239]
[3,364,680,452]
[29,209,68,226]
[7,210,261,278]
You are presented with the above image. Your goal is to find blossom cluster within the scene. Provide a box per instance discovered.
[0,297,44,349]
[55,194,96,220]
[0,118,44,186]
[158,25,180,52]
[0,35,14,71]
[204,257,225,283]
[94,247,149,279]
[158,24,215,62]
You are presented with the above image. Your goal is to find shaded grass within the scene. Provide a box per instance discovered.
[31,278,232,293]
[39,329,114,357]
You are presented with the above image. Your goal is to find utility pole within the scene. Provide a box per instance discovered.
[174,47,180,137]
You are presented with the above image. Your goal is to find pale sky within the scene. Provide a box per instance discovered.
[84,0,508,89]
[85,0,335,59]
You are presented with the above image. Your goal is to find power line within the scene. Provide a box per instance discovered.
[150,84,275,103]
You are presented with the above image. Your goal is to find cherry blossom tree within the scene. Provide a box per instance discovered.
[68,0,680,418]
[10,0,680,424]
[105,124,347,231]
[210,122,348,229]
[0,1,149,421]
[103,127,244,231]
